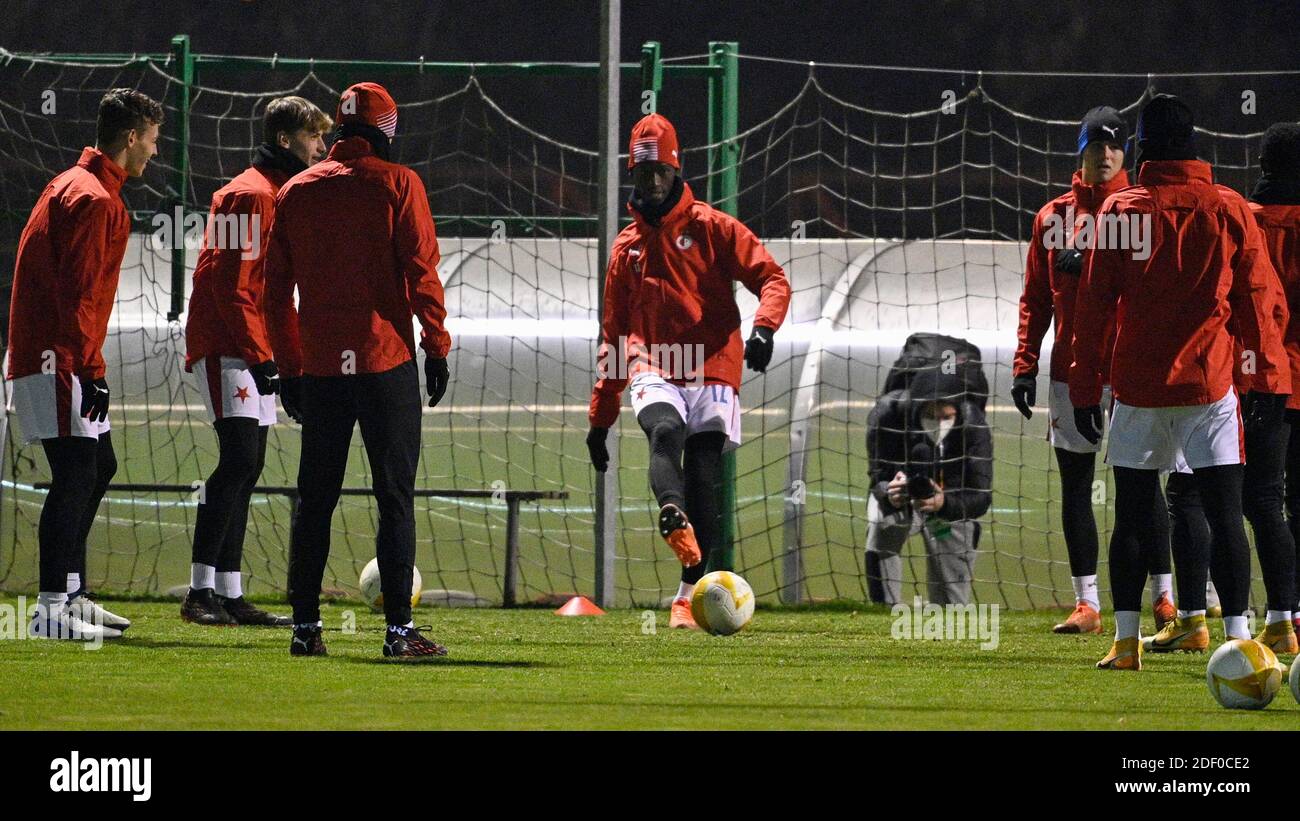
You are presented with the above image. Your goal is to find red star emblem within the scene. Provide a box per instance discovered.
[636,388,646,400]
[234,385,251,403]
[1050,416,1061,430]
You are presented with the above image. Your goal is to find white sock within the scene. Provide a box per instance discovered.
[1206,580,1221,608]
[1177,609,1206,619]
[37,592,68,611]
[190,563,216,591]
[1224,615,1250,640]
[1266,609,1292,626]
[1114,610,1141,641]
[675,581,694,601]
[66,572,81,595]
[215,572,242,599]
[1072,575,1100,610]
[1149,573,1172,604]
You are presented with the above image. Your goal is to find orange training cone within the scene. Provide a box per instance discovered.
[555,596,605,616]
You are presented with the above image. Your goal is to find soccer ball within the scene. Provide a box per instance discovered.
[690,571,755,636]
[1290,656,1300,706]
[1205,639,1284,710]
[358,558,422,613]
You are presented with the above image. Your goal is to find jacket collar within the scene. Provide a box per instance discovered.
[1137,158,1213,187]
[1070,168,1130,211]
[77,147,128,194]
[327,135,378,163]
[628,179,696,231]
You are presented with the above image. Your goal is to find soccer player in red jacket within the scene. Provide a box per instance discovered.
[586,113,790,629]
[1250,123,1300,647]
[1013,106,1175,635]
[181,96,330,627]
[1069,95,1290,670]
[5,89,162,640]
[265,83,452,658]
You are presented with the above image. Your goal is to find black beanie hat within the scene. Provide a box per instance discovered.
[1077,106,1128,154]
[1251,122,1300,205]
[1136,94,1197,167]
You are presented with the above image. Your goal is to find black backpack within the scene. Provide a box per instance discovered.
[883,332,989,411]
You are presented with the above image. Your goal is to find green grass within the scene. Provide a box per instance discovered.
[1,596,1296,730]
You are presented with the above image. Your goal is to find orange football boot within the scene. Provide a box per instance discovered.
[1097,636,1142,670]
[658,503,702,567]
[1053,601,1103,634]
[1152,592,1177,632]
[669,597,700,630]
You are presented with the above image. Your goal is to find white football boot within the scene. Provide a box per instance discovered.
[67,593,132,631]
[29,602,123,641]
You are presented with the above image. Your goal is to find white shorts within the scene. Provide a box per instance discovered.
[1106,387,1243,471]
[1048,380,1112,454]
[629,372,741,450]
[5,371,111,443]
[189,356,277,426]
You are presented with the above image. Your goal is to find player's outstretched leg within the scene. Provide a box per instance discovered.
[1052,448,1102,634]
[1146,472,1210,653]
[638,403,702,568]
[668,432,727,629]
[65,431,131,632]
[1241,414,1298,653]
[1098,467,1159,670]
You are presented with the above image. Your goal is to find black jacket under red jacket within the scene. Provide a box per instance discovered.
[6,147,130,381]
[264,136,451,377]
[185,164,290,370]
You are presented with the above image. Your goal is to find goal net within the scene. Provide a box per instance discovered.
[0,48,1287,609]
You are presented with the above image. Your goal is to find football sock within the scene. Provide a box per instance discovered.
[65,572,81,596]
[1266,609,1292,626]
[1055,448,1099,578]
[1165,471,1210,611]
[215,571,242,599]
[191,563,216,591]
[1114,610,1140,641]
[1206,580,1221,609]
[37,592,68,611]
[675,582,694,601]
[1224,615,1250,640]
[1149,573,1173,605]
[1177,609,1207,619]
[1071,575,1100,611]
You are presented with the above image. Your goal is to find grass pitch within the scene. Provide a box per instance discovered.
[1,596,1296,730]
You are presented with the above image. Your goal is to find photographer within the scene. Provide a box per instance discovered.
[865,367,993,605]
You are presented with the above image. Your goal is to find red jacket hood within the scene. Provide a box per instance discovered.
[1137,158,1213,188]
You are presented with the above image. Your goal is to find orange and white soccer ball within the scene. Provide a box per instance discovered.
[358,558,422,613]
[690,571,755,636]
[1290,655,1300,706]
[1206,639,1285,710]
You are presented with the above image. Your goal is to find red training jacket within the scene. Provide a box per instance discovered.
[1014,169,1129,383]
[6,147,130,382]
[264,137,451,378]
[185,164,291,370]
[588,180,791,428]
[1240,203,1300,410]
[1069,159,1289,409]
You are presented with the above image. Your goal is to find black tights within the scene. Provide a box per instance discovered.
[1166,472,1211,611]
[1056,448,1170,579]
[638,402,726,585]
[191,418,268,574]
[1112,465,1250,614]
[39,432,116,594]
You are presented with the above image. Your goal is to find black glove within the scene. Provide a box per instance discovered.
[425,356,449,408]
[79,377,109,423]
[1243,391,1286,433]
[249,360,280,395]
[1011,374,1036,419]
[279,377,304,424]
[1055,248,1084,275]
[586,427,610,472]
[1074,404,1104,445]
[744,325,775,373]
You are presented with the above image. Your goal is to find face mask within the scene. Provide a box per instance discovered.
[921,417,955,444]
